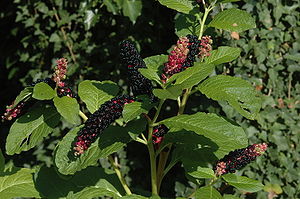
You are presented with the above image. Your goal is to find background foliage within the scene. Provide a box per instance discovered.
[0,0,299,198]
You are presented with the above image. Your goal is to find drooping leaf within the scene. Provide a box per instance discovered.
[0,168,40,199]
[222,174,264,192]
[53,96,80,124]
[158,0,194,14]
[123,101,154,122]
[209,8,255,32]
[144,54,168,70]
[12,87,33,108]
[205,46,241,65]
[167,63,215,89]
[35,167,123,199]
[122,0,142,23]
[32,82,56,100]
[6,104,60,155]
[194,186,222,199]
[160,112,248,158]
[125,118,147,140]
[187,167,215,179]
[78,80,119,114]
[198,75,261,120]
[55,125,131,175]
[139,68,162,85]
[153,85,183,100]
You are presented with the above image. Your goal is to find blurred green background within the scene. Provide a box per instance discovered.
[0,0,299,198]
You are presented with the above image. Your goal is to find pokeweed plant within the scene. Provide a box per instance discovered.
[1,0,268,198]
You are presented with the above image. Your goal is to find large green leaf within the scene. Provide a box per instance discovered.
[12,87,33,108]
[208,8,255,32]
[6,104,60,155]
[32,82,56,100]
[198,75,261,120]
[55,125,131,175]
[35,167,122,199]
[160,112,247,158]
[78,80,119,114]
[53,96,80,124]
[167,63,215,89]
[122,0,142,23]
[222,174,264,192]
[158,0,194,14]
[123,101,154,122]
[223,194,241,199]
[0,168,40,199]
[205,46,241,65]
[121,194,148,199]
[194,186,222,199]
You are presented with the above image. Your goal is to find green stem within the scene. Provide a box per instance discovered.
[198,5,214,40]
[79,110,88,122]
[156,90,191,192]
[147,126,158,195]
[108,155,132,195]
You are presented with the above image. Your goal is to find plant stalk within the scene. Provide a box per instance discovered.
[79,110,88,122]
[198,6,213,40]
[108,155,132,195]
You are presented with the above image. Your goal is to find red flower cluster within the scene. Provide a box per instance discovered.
[1,102,25,121]
[161,35,213,82]
[52,58,68,87]
[214,143,268,176]
[74,95,135,156]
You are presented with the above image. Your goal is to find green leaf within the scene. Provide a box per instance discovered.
[284,54,300,62]
[32,82,56,100]
[223,194,241,199]
[6,104,60,155]
[55,126,131,175]
[0,168,40,199]
[198,75,261,120]
[78,80,119,114]
[153,85,183,100]
[0,149,4,173]
[168,63,215,89]
[195,186,222,199]
[144,54,168,70]
[121,194,148,199]
[12,87,33,108]
[175,13,201,37]
[217,0,240,3]
[122,0,142,23]
[209,8,256,32]
[35,167,122,199]
[139,68,162,85]
[103,0,119,14]
[126,118,147,140]
[205,46,241,65]
[123,101,154,122]
[158,0,194,14]
[187,167,215,179]
[160,112,247,158]
[53,96,80,124]
[222,174,264,192]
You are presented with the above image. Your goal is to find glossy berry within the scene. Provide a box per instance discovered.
[152,124,169,146]
[57,82,76,98]
[120,40,155,101]
[74,95,135,156]
[214,143,268,176]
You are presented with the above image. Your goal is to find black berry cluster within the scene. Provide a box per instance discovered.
[30,78,56,88]
[214,143,268,176]
[120,40,155,101]
[57,83,77,98]
[74,95,135,155]
[181,34,201,69]
[152,124,169,146]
